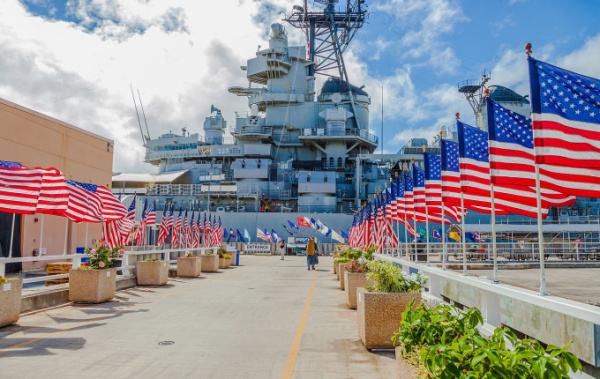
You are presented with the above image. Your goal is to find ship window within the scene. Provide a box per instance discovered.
[337,157,342,167]
[329,157,334,167]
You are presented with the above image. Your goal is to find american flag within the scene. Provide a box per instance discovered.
[157,204,169,247]
[193,212,201,248]
[528,56,600,197]
[423,152,461,223]
[403,172,417,221]
[121,195,137,245]
[133,198,148,246]
[0,160,43,214]
[63,179,104,222]
[487,98,576,207]
[457,121,553,218]
[186,211,195,248]
[413,163,446,224]
[256,227,270,242]
[203,213,212,247]
[35,167,68,215]
[171,208,183,248]
[144,200,156,225]
[441,138,508,216]
[216,217,224,246]
[96,185,127,221]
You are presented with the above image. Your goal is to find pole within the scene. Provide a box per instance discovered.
[85,223,89,250]
[425,204,430,266]
[63,218,69,255]
[442,200,447,270]
[461,194,467,276]
[8,213,15,258]
[381,85,384,155]
[39,214,44,256]
[491,184,499,283]
[535,164,549,296]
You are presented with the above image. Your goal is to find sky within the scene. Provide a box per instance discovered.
[1,0,599,174]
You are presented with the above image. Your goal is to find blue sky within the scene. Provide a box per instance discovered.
[2,0,599,171]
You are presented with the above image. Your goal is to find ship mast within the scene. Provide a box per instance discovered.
[284,0,368,81]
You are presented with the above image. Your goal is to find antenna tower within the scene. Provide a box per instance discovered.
[457,71,491,118]
[284,0,368,82]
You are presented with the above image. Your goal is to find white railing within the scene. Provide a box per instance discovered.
[0,247,219,285]
[374,253,600,370]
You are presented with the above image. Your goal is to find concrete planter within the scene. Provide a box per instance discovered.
[218,258,230,269]
[69,268,116,304]
[338,263,347,290]
[344,272,374,309]
[136,261,169,286]
[356,287,421,349]
[333,262,337,275]
[177,257,201,278]
[200,255,219,273]
[0,277,22,328]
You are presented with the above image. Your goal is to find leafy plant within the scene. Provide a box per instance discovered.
[363,246,376,261]
[222,253,232,259]
[185,252,194,258]
[393,299,582,378]
[145,258,159,262]
[366,261,426,293]
[217,247,227,258]
[84,244,124,269]
[344,259,369,273]
[333,257,351,265]
[0,275,7,285]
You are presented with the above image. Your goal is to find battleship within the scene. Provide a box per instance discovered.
[112,0,600,243]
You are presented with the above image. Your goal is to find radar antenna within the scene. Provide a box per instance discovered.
[285,0,368,81]
[458,71,491,118]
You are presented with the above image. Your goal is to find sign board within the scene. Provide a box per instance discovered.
[245,243,271,253]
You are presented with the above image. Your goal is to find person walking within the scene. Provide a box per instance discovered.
[306,237,316,270]
[278,239,286,260]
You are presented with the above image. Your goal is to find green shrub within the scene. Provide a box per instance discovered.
[366,261,426,293]
[393,299,582,378]
[145,258,158,262]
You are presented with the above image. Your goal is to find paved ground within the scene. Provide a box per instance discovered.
[0,256,396,379]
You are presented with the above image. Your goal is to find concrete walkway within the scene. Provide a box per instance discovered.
[0,256,396,378]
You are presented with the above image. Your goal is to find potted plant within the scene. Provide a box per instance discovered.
[136,257,169,286]
[200,250,220,273]
[333,257,350,282]
[218,248,232,269]
[69,244,123,303]
[336,249,363,289]
[356,260,426,349]
[177,252,202,278]
[0,275,22,328]
[344,259,374,310]
[392,300,582,378]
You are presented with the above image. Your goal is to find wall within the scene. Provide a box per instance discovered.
[0,98,114,271]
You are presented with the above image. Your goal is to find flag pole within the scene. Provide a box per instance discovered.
[461,193,467,276]
[442,202,447,270]
[526,43,549,296]
[39,214,44,256]
[8,213,15,258]
[535,164,548,295]
[425,204,430,266]
[63,218,69,255]
[491,184,499,283]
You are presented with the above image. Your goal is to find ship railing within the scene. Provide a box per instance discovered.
[299,128,378,144]
[385,240,600,264]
